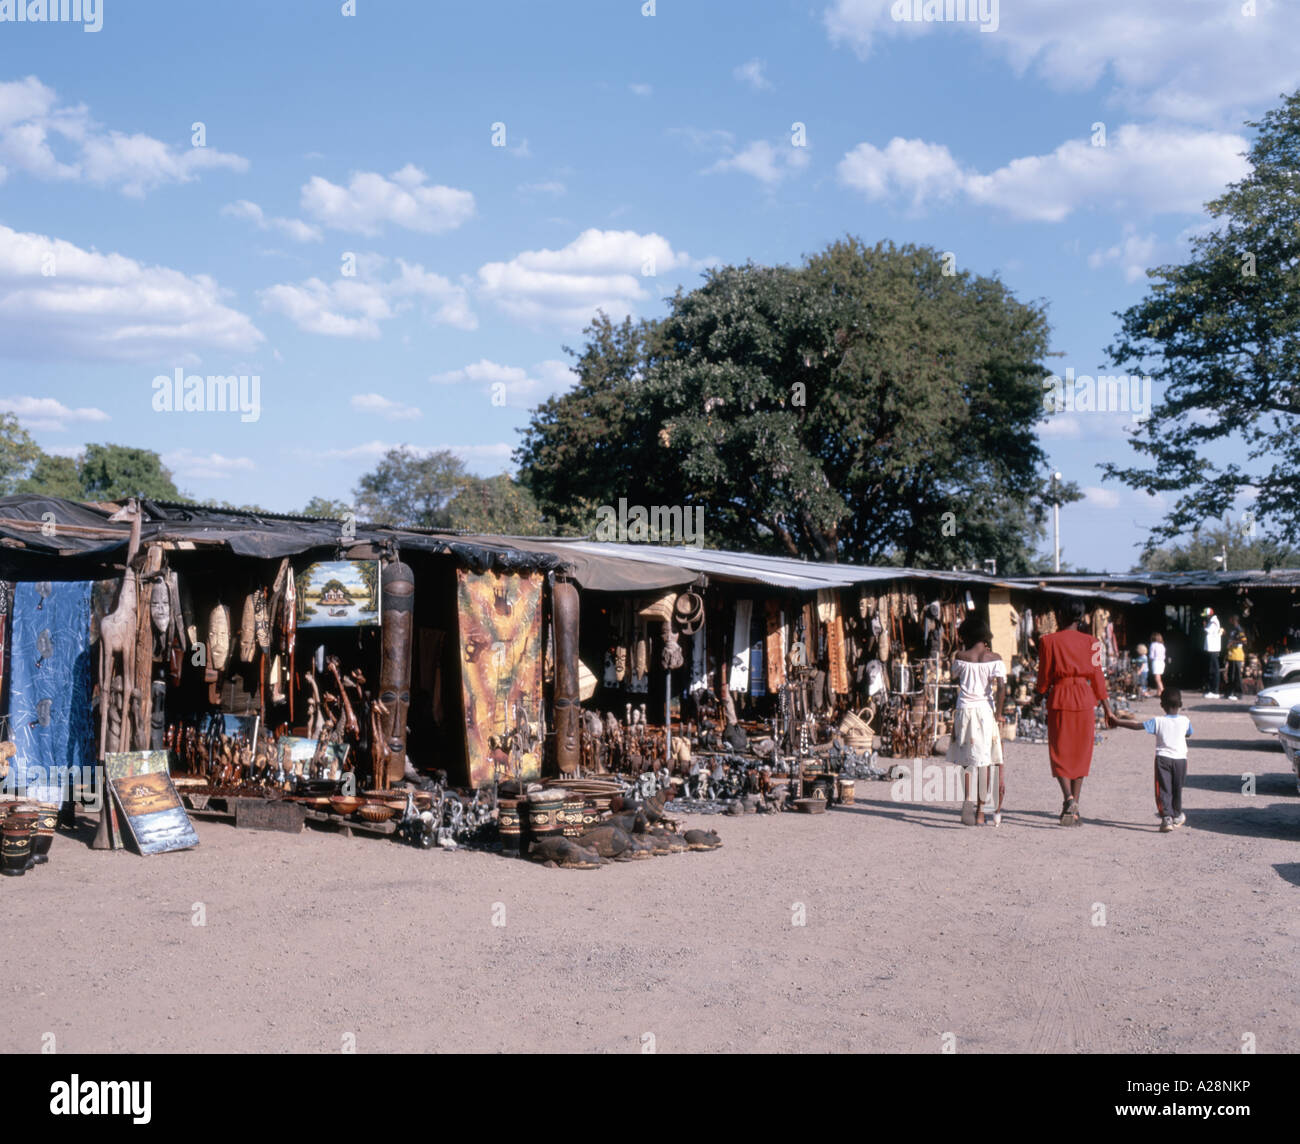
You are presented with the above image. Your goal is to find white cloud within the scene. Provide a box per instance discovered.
[162,449,256,480]
[836,136,963,207]
[706,139,810,186]
[431,358,573,408]
[477,229,691,328]
[0,395,109,432]
[838,125,1250,221]
[350,392,422,420]
[824,0,1300,123]
[0,223,263,361]
[1087,228,1159,282]
[1083,486,1122,509]
[628,83,653,97]
[0,76,247,197]
[733,59,772,91]
[260,256,476,338]
[300,164,475,236]
[221,200,321,243]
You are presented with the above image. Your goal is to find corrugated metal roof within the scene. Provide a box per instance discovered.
[523,539,1012,593]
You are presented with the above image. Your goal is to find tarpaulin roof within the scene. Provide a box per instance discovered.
[0,496,564,578]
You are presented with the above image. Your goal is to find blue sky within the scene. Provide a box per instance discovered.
[0,0,1295,570]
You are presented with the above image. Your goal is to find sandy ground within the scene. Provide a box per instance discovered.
[3,694,1297,1055]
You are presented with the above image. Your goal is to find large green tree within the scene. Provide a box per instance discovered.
[349,447,543,534]
[518,239,1064,569]
[1137,516,1300,573]
[1104,90,1300,548]
[14,454,82,498]
[352,447,471,527]
[0,413,43,494]
[445,473,546,534]
[78,443,181,501]
[516,312,666,534]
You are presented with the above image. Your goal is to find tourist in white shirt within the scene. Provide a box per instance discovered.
[1202,608,1222,698]
[946,616,1007,826]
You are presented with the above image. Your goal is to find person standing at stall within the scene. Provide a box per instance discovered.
[1202,608,1223,698]
[1224,616,1246,701]
[1036,600,1118,826]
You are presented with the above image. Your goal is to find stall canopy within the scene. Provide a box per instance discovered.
[0,497,565,579]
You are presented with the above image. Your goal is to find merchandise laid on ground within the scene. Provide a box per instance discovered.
[1,495,1296,871]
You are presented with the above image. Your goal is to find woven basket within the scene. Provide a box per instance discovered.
[839,706,875,752]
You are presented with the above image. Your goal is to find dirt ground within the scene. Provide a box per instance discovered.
[3,695,1297,1055]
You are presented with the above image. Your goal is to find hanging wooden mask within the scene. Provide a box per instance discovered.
[208,604,231,672]
[149,578,171,637]
[253,587,272,654]
[239,593,256,662]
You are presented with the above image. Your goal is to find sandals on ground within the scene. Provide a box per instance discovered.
[1059,798,1077,826]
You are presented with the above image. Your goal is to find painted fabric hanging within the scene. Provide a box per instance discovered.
[8,581,95,803]
[826,593,850,696]
[748,607,764,697]
[729,600,752,693]
[456,569,544,789]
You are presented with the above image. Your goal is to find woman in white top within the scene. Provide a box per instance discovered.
[945,617,1007,825]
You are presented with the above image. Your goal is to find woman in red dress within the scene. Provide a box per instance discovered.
[1036,600,1117,825]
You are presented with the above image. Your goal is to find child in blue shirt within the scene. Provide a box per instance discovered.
[1112,688,1193,832]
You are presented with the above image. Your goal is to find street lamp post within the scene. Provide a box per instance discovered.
[1051,471,1062,573]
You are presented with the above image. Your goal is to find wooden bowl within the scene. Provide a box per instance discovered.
[357,803,395,823]
[794,798,828,815]
[329,795,364,815]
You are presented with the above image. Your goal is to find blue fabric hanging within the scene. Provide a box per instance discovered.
[8,581,95,802]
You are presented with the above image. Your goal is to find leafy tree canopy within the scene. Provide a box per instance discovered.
[518,238,1072,570]
[78,443,181,502]
[1105,90,1300,550]
[445,473,546,534]
[13,452,81,499]
[1137,516,1300,573]
[0,413,44,495]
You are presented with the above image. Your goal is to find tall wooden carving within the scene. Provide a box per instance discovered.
[378,560,414,786]
[552,577,581,775]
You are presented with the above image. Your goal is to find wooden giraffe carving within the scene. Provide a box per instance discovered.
[98,498,142,758]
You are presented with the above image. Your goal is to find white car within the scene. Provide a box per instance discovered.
[1277,705,1300,794]
[1248,682,1300,736]
[1262,650,1300,687]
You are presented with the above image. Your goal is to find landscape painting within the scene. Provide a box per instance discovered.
[296,560,380,629]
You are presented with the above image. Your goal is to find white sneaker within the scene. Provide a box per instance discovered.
[1203,692,1213,699]
[1160,817,1174,833]
[1172,813,1186,827]
[1228,695,1238,701]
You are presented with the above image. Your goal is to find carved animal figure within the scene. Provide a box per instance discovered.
[684,829,723,851]
[623,833,657,860]
[98,498,142,757]
[578,824,633,860]
[528,837,603,869]
[650,829,688,853]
